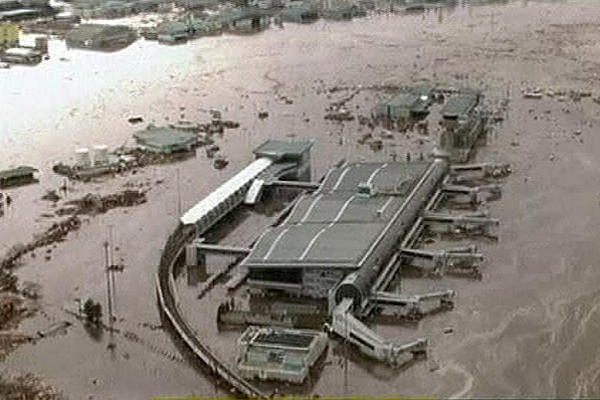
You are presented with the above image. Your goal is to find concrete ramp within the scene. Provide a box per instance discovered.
[244,179,265,205]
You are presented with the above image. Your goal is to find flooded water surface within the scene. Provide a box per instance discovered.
[2,0,600,398]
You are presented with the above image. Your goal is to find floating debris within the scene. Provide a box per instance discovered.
[523,90,543,99]
[127,116,144,124]
[64,190,147,216]
[213,157,229,170]
[41,190,60,202]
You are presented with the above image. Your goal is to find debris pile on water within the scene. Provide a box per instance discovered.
[1,190,147,270]
[64,190,147,215]
[0,373,64,400]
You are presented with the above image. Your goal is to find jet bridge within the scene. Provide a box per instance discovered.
[371,289,456,319]
[324,298,427,367]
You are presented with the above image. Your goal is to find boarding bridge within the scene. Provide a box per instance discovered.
[423,211,499,236]
[324,298,427,367]
[400,247,484,278]
[450,162,512,179]
[370,289,456,318]
[442,183,502,205]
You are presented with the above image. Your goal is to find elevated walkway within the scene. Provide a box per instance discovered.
[180,138,315,236]
[180,157,274,232]
[326,298,426,367]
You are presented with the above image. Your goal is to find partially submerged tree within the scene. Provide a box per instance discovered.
[82,299,102,325]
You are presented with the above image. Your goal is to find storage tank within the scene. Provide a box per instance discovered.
[75,148,91,168]
[93,144,109,166]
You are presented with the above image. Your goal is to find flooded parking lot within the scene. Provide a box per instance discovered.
[2,0,600,398]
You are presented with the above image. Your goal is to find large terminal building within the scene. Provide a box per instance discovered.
[243,157,448,302]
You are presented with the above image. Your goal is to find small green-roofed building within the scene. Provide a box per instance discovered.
[133,127,197,153]
[191,19,221,35]
[253,138,314,161]
[441,90,481,119]
[157,21,190,42]
[374,86,433,120]
[0,166,37,187]
[158,21,189,36]
[66,24,136,50]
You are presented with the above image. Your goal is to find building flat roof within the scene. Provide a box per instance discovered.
[243,161,431,269]
[0,166,37,180]
[255,331,315,349]
[133,126,196,148]
[241,326,322,349]
[4,47,38,56]
[66,23,133,41]
[379,86,433,114]
[442,90,480,118]
[252,138,314,160]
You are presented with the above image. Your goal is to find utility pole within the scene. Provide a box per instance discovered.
[104,235,116,351]
[176,168,182,216]
[344,307,348,396]
[108,225,116,316]
[103,241,113,328]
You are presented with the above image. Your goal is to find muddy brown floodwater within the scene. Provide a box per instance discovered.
[2,0,600,398]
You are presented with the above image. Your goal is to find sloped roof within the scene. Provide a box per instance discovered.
[133,127,196,148]
[0,166,37,180]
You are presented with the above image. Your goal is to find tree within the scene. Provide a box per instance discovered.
[83,299,102,324]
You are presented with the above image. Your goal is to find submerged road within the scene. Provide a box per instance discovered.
[155,223,267,398]
[3,0,600,397]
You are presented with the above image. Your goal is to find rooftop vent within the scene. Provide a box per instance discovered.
[357,182,374,198]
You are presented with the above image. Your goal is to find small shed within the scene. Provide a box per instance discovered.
[66,24,136,50]
[0,166,38,187]
[133,126,197,153]
[374,86,433,121]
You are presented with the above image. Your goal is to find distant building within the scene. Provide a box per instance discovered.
[0,46,42,64]
[18,0,49,8]
[157,21,190,44]
[0,0,22,11]
[372,86,434,122]
[0,0,51,21]
[0,166,38,187]
[66,24,137,50]
[72,0,160,19]
[133,126,197,153]
[439,89,487,162]
[215,7,270,33]
[320,0,365,20]
[0,23,19,48]
[281,6,318,23]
